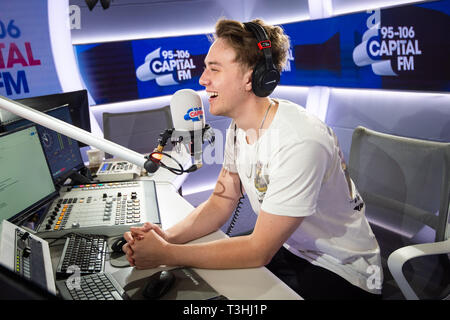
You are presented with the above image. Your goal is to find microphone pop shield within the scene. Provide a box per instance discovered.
[170,89,205,132]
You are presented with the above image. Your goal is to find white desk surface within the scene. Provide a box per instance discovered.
[73,148,301,300]
[106,182,302,300]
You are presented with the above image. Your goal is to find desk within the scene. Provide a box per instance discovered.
[50,181,302,300]
[112,182,302,300]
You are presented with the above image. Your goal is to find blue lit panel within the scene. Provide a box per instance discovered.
[74,0,450,106]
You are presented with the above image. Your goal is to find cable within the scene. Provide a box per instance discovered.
[225,123,245,236]
[151,151,185,175]
[225,180,245,236]
[149,151,200,175]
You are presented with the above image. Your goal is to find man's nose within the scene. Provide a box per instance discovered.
[199,70,209,87]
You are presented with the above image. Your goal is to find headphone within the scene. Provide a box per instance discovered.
[243,22,280,97]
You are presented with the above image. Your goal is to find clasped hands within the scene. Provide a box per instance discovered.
[122,222,170,269]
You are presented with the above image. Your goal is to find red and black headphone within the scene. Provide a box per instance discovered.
[244,22,280,97]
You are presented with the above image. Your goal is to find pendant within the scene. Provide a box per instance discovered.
[254,160,269,203]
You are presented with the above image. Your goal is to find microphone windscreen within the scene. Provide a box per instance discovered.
[144,159,160,173]
[170,89,205,132]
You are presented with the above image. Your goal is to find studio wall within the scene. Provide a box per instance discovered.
[67,0,449,193]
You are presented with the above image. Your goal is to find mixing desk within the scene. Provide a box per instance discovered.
[35,180,160,238]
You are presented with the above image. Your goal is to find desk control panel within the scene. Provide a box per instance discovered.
[96,160,141,182]
[0,221,56,295]
[14,229,46,287]
[35,180,160,238]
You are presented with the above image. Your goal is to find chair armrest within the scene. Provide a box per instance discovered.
[387,238,450,300]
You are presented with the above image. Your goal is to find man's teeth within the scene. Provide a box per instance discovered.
[208,92,218,98]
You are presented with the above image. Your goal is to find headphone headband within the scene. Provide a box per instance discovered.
[243,22,274,70]
[243,21,280,97]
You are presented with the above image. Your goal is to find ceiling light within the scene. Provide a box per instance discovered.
[100,0,111,9]
[85,0,99,11]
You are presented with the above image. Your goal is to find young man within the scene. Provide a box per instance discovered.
[123,19,383,300]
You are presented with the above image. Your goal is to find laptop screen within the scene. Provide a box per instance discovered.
[0,125,57,224]
[1,105,85,185]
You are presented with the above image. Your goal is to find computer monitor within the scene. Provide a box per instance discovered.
[0,125,58,225]
[1,105,85,186]
[14,90,91,147]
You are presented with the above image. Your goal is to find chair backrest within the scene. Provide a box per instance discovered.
[348,126,450,245]
[102,106,173,158]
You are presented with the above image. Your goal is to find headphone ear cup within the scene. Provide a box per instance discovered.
[251,61,267,97]
[252,62,280,97]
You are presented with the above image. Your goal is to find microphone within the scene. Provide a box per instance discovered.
[146,89,215,174]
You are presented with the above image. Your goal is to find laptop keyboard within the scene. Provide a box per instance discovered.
[56,272,127,300]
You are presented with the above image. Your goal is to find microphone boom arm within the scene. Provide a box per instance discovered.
[0,95,150,170]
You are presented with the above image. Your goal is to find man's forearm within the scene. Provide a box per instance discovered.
[165,197,234,245]
[165,234,268,269]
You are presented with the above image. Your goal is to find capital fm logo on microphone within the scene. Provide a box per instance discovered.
[184,107,204,122]
[136,47,197,86]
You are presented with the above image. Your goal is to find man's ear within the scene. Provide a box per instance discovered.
[243,68,253,92]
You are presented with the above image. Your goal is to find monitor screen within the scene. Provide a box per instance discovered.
[0,126,57,224]
[14,90,91,147]
[1,105,85,185]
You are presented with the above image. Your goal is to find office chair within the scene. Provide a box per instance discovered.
[348,126,450,300]
[102,106,173,158]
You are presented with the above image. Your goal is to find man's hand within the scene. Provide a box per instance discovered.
[129,229,170,269]
[122,222,168,266]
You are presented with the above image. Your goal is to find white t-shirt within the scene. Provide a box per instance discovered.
[223,99,383,294]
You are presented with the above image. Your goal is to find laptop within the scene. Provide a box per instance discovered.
[0,125,161,239]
